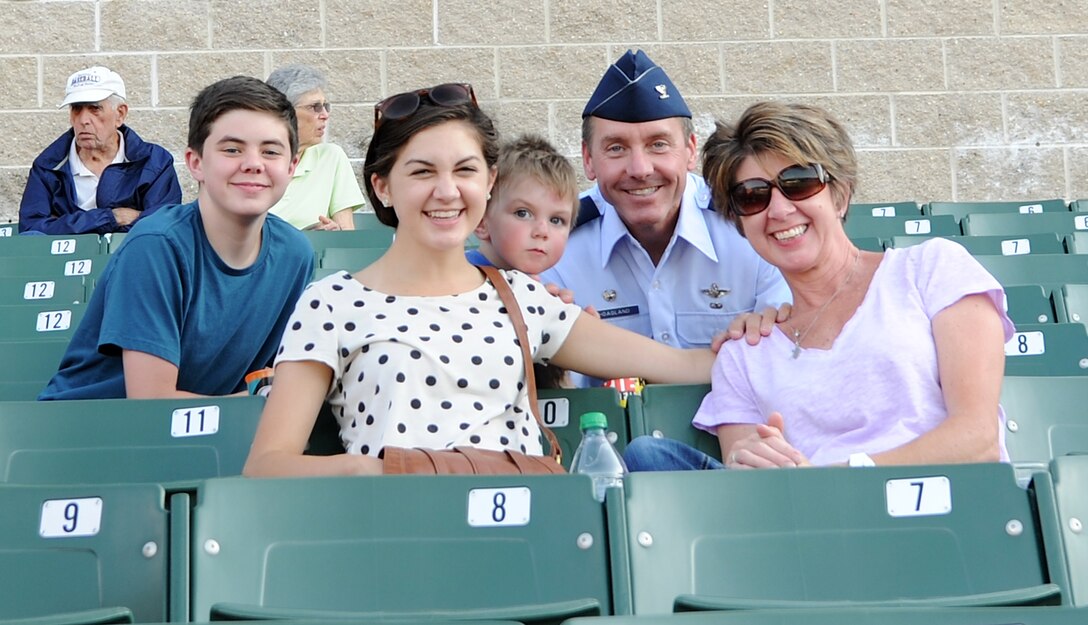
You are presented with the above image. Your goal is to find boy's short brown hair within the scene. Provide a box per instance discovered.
[188,75,298,158]
[489,135,578,226]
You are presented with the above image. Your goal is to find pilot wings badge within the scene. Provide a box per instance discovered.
[701,283,729,299]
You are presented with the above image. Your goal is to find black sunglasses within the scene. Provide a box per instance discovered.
[373,83,478,130]
[729,163,830,216]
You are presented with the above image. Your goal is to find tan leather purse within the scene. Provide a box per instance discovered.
[381,266,565,475]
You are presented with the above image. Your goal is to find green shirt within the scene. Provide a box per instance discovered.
[270,142,366,229]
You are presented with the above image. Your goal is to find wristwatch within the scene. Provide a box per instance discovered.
[848,452,876,467]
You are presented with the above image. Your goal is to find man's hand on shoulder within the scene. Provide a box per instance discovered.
[542,280,575,304]
[712,304,793,352]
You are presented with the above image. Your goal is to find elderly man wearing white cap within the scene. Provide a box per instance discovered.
[19,66,181,234]
[541,49,792,386]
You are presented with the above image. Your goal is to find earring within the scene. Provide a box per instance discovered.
[486,193,492,201]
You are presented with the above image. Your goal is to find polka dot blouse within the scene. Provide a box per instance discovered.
[276,269,581,457]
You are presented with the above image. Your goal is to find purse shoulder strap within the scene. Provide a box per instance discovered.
[479,265,562,464]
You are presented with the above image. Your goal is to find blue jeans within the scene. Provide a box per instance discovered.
[623,436,726,472]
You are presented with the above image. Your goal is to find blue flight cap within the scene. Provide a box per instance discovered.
[582,49,691,121]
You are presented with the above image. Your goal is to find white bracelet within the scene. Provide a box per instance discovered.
[848,452,876,467]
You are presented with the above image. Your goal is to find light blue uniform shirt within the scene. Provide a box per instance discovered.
[541,173,791,350]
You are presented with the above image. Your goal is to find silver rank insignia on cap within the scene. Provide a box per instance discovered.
[655,84,669,99]
[701,283,729,299]
[602,289,617,302]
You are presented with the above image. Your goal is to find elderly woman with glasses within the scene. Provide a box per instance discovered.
[244,83,715,477]
[624,101,1013,472]
[266,64,365,231]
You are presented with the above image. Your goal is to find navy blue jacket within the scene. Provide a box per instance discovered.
[19,125,182,235]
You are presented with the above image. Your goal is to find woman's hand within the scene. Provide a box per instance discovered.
[712,304,793,351]
[724,412,810,469]
[315,215,342,231]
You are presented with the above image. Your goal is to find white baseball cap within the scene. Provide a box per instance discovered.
[59,66,127,107]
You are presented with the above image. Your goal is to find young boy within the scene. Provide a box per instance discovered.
[39,76,315,400]
[467,135,578,388]
[467,135,578,275]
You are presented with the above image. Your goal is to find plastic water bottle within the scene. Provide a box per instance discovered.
[569,412,628,502]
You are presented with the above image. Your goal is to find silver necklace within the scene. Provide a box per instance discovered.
[787,248,862,359]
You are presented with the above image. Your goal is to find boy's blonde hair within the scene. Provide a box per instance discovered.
[489,135,579,226]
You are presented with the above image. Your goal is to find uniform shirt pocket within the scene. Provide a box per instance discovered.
[676,310,753,346]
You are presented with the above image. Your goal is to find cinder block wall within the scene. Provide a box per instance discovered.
[2,0,1087,223]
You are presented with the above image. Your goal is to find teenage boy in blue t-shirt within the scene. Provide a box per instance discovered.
[40,76,315,400]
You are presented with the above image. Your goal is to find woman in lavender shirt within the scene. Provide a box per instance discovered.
[625,101,1012,471]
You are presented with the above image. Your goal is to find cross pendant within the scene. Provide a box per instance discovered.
[791,344,802,359]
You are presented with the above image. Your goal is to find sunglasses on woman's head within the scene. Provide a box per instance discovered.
[728,163,830,216]
[373,83,478,131]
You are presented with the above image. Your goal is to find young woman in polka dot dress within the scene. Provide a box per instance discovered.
[244,84,715,476]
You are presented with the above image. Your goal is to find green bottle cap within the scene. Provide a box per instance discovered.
[579,411,608,431]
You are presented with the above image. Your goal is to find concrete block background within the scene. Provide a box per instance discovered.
[2,0,1088,223]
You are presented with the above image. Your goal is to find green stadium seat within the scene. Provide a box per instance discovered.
[848,236,884,252]
[843,214,959,241]
[538,386,627,469]
[1000,376,1088,478]
[566,605,1088,625]
[627,384,719,460]
[310,265,350,280]
[0,607,137,625]
[1070,199,1088,212]
[352,210,386,230]
[1065,232,1088,254]
[0,254,106,280]
[189,474,611,622]
[925,199,1068,221]
[0,233,102,257]
[1005,284,1057,324]
[102,232,126,254]
[847,201,921,217]
[1055,284,1088,324]
[0,302,86,341]
[318,246,386,271]
[0,381,51,401]
[0,338,67,385]
[963,212,1088,238]
[0,396,266,487]
[1004,323,1088,376]
[972,255,1088,293]
[1050,455,1088,607]
[302,228,394,254]
[0,275,88,306]
[889,233,1064,256]
[610,464,1065,615]
[0,482,169,622]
